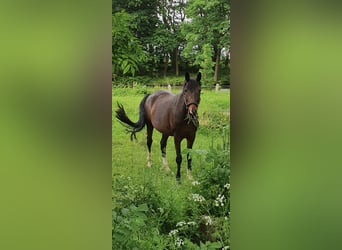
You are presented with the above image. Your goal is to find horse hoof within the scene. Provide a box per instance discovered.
[164,170,174,176]
[162,157,170,170]
[176,177,181,184]
[187,171,193,180]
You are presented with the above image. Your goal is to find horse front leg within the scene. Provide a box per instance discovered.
[160,134,170,172]
[174,136,182,182]
[186,136,195,180]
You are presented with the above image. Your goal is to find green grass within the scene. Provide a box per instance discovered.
[112,87,230,249]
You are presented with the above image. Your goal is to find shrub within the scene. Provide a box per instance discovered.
[112,76,152,87]
[112,175,165,249]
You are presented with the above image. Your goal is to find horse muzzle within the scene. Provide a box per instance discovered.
[186,102,198,115]
[184,102,199,127]
[186,103,198,118]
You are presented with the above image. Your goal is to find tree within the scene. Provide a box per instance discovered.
[111,0,230,80]
[112,11,147,76]
[196,44,215,86]
[157,0,186,76]
[113,0,160,76]
[182,0,230,83]
[149,23,176,77]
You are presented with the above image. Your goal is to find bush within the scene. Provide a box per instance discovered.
[199,111,230,139]
[112,76,153,87]
[173,126,230,248]
[112,175,166,249]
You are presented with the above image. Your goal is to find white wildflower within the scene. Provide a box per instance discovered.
[191,180,200,186]
[157,207,164,214]
[214,194,225,207]
[176,221,186,227]
[224,216,228,221]
[169,229,178,236]
[175,237,184,247]
[189,193,205,202]
[203,215,213,226]
[187,221,196,226]
[222,246,230,250]
[224,183,230,189]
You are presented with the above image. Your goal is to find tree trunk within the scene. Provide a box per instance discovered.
[214,48,220,83]
[164,54,169,77]
[174,47,179,76]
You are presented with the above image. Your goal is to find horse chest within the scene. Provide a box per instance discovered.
[173,121,197,138]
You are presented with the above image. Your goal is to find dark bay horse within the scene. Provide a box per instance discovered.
[116,72,201,181]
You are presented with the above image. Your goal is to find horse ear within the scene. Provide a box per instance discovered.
[197,72,202,82]
[185,72,190,81]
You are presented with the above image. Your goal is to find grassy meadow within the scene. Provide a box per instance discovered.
[112,86,230,249]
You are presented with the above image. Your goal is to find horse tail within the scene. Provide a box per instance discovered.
[116,94,150,140]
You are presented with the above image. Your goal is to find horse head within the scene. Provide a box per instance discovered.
[183,72,201,116]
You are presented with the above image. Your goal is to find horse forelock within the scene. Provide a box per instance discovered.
[183,79,200,91]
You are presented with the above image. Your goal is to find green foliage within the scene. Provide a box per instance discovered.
[113,0,230,79]
[113,75,187,88]
[184,0,230,49]
[152,24,177,53]
[112,11,147,76]
[196,44,215,86]
[181,0,230,81]
[199,110,230,138]
[112,175,165,249]
[112,203,148,249]
[177,135,230,248]
[112,76,152,88]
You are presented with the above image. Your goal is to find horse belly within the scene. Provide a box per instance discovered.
[145,92,176,136]
[151,108,173,135]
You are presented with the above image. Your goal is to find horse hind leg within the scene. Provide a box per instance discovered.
[147,151,152,168]
[160,134,170,172]
[146,124,153,167]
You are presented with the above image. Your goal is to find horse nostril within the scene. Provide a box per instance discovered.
[188,105,198,115]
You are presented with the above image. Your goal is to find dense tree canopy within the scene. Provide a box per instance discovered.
[112,0,230,85]
[112,11,147,76]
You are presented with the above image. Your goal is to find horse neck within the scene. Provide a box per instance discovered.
[175,92,187,117]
